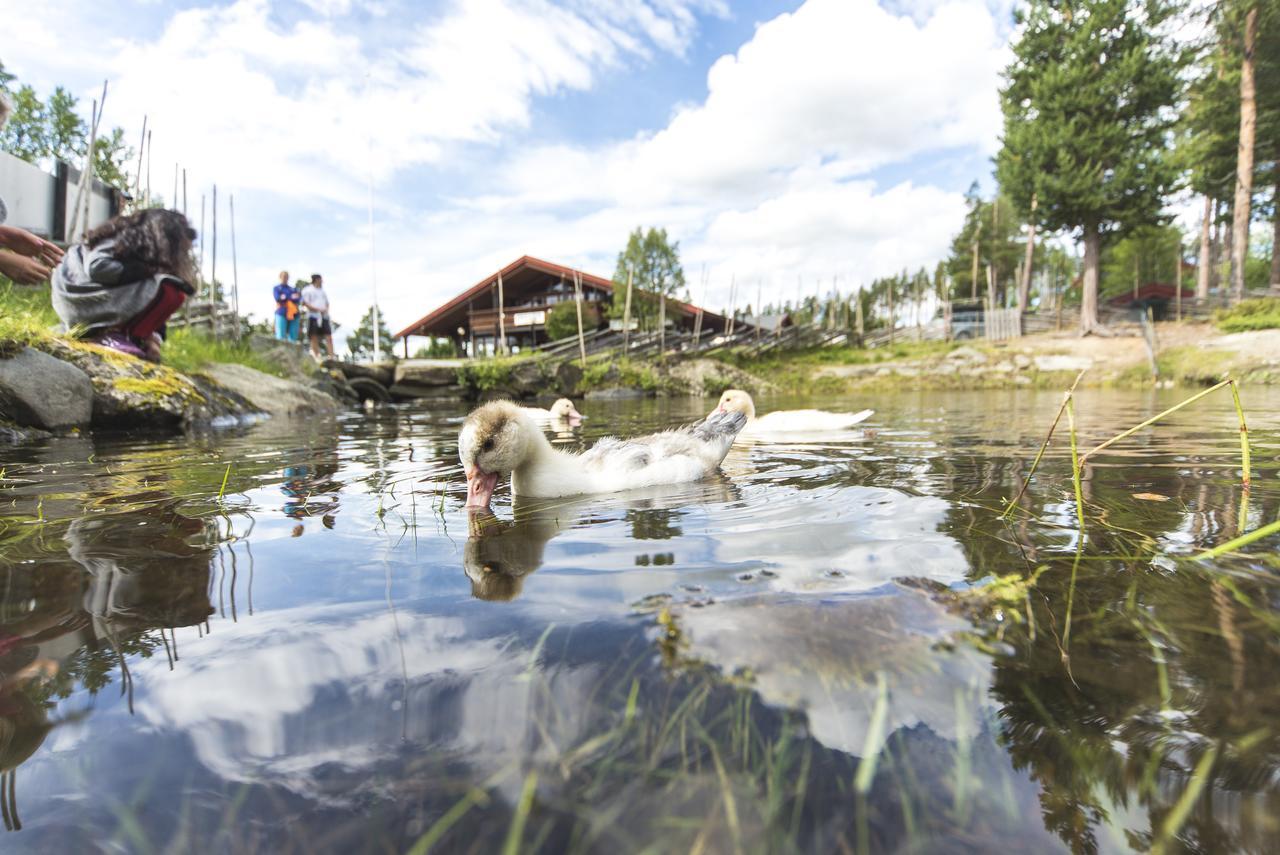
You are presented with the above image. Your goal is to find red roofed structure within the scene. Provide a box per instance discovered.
[393,256,730,356]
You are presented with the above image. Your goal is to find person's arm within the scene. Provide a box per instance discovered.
[0,251,52,285]
[0,225,63,267]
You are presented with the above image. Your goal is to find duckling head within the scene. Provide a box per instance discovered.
[549,397,584,424]
[459,401,536,509]
[716,389,756,420]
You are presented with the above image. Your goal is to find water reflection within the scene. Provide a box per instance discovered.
[0,390,1276,851]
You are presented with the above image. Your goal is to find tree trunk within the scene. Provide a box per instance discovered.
[1197,194,1212,300]
[1222,201,1233,298]
[1230,5,1258,303]
[1081,226,1101,335]
[1018,194,1037,314]
[970,237,980,301]
[1271,164,1280,291]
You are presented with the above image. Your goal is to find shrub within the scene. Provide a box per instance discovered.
[544,303,580,341]
[1215,298,1280,333]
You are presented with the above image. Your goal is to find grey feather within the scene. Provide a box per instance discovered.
[690,409,747,442]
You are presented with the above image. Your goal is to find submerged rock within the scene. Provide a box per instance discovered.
[200,363,340,418]
[0,346,93,429]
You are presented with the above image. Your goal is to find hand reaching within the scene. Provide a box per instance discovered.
[0,225,64,267]
[0,251,54,285]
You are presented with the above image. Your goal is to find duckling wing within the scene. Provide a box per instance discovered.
[576,410,746,488]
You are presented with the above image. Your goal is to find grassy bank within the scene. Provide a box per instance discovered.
[0,275,285,378]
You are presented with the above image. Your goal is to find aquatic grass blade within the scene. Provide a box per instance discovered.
[1195,517,1280,561]
[1152,745,1218,855]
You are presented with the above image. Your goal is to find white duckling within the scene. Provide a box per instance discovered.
[715,389,873,436]
[523,397,584,427]
[459,400,746,508]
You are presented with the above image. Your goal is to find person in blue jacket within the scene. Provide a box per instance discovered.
[273,271,301,341]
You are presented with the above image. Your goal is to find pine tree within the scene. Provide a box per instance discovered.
[347,305,394,361]
[0,84,46,161]
[997,0,1184,334]
[44,86,85,163]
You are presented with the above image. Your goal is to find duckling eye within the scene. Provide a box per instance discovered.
[481,437,495,452]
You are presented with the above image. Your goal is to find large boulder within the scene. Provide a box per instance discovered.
[41,340,255,429]
[338,359,396,388]
[554,361,583,396]
[0,346,93,429]
[200,363,340,418]
[394,359,463,388]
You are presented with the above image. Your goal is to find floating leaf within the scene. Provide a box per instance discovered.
[1132,493,1170,502]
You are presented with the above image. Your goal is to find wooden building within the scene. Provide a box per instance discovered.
[393,255,731,356]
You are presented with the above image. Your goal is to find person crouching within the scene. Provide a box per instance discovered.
[51,209,197,362]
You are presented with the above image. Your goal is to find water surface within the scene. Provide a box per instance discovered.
[0,388,1278,853]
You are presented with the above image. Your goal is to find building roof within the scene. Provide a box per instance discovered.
[394,254,730,338]
[1106,282,1195,307]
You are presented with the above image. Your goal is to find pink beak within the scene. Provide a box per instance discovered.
[465,466,500,509]
[568,407,583,426]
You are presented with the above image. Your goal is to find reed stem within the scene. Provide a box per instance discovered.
[1003,372,1086,518]
[1229,379,1250,487]
[1081,380,1232,466]
[1066,395,1084,531]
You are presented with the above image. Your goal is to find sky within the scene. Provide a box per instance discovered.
[1,0,1016,345]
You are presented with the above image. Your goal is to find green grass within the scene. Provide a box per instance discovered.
[1215,298,1280,333]
[0,276,62,351]
[581,357,663,393]
[456,354,540,392]
[162,327,288,378]
[708,339,961,391]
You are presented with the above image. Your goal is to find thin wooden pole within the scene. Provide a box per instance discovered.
[230,193,240,341]
[623,265,634,352]
[211,184,219,340]
[727,274,736,336]
[198,193,206,297]
[692,266,706,348]
[573,271,586,367]
[855,291,864,338]
[747,281,757,345]
[1175,240,1183,322]
[658,286,666,357]
[173,163,178,211]
[67,97,98,239]
[182,168,187,217]
[133,114,147,202]
[497,272,506,356]
[145,129,152,207]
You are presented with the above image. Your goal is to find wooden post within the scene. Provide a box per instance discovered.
[887,278,895,345]
[855,293,864,339]
[133,115,147,202]
[747,281,757,345]
[211,184,219,340]
[199,193,206,304]
[727,274,736,337]
[1175,240,1183,322]
[230,193,240,341]
[496,271,506,356]
[182,168,187,217]
[67,97,99,239]
[145,129,152,207]
[970,219,982,301]
[623,265,634,352]
[173,163,178,211]
[573,271,587,367]
[658,288,666,357]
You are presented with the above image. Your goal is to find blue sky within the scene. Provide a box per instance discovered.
[4,0,1013,344]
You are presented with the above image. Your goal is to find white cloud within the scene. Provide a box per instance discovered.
[3,0,1007,339]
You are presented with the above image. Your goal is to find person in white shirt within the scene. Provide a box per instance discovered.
[301,273,334,361]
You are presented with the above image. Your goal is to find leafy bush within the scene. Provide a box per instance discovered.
[581,358,662,392]
[544,303,580,341]
[456,357,523,391]
[1215,298,1280,333]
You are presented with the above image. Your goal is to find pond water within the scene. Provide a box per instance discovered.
[0,387,1278,853]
